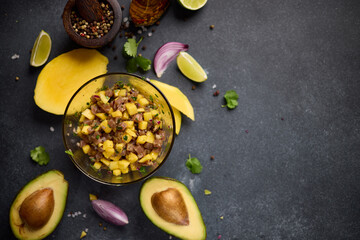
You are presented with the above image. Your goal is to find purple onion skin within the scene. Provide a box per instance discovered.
[92,199,129,226]
[154,42,189,78]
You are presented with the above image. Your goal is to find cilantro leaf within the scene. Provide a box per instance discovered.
[65,149,74,157]
[222,90,239,109]
[123,38,143,58]
[30,146,50,166]
[135,56,151,71]
[126,58,138,73]
[139,166,146,173]
[185,154,203,174]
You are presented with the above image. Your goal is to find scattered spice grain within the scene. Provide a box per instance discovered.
[121,5,125,10]
[210,25,215,30]
[210,155,214,160]
[15,76,20,81]
[141,45,146,51]
[192,85,196,90]
[114,56,118,60]
[155,21,160,26]
[213,90,219,96]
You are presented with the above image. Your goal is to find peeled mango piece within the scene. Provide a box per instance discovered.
[150,80,194,121]
[172,107,181,135]
[34,49,108,115]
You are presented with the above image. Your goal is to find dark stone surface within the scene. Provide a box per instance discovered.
[1,0,360,239]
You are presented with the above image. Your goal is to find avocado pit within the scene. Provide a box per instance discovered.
[19,188,55,229]
[151,188,189,226]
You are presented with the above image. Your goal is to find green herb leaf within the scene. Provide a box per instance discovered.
[30,146,50,166]
[65,149,74,157]
[126,58,138,73]
[223,90,239,109]
[123,38,143,58]
[185,154,203,174]
[139,166,146,173]
[135,56,151,71]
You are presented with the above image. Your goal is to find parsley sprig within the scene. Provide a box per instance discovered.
[30,146,50,166]
[185,154,203,174]
[122,38,151,73]
[222,90,239,109]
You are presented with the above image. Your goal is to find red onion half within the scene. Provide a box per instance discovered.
[154,42,189,78]
[91,199,129,226]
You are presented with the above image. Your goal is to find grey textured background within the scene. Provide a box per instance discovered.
[1,0,360,239]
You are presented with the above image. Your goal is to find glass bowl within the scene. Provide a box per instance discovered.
[62,73,175,186]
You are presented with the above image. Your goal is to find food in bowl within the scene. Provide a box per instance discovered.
[75,81,165,176]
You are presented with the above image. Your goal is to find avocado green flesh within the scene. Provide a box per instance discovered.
[9,170,68,240]
[140,177,206,240]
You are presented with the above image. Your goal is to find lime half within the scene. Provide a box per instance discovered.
[177,52,207,82]
[30,30,52,67]
[178,0,207,10]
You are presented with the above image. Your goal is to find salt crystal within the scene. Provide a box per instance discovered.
[148,32,152,37]
[141,26,147,32]
[11,54,20,60]
[85,228,88,232]
[50,126,54,132]
[212,84,217,89]
[123,17,128,22]
[83,214,87,218]
[137,30,142,34]
[67,213,71,217]
[78,211,82,214]
[125,22,130,28]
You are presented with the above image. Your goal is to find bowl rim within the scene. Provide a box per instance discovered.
[62,72,176,186]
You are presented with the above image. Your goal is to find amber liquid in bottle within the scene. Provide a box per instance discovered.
[129,0,170,27]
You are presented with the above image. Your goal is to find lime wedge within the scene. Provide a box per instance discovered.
[177,52,207,82]
[30,30,52,67]
[177,0,207,10]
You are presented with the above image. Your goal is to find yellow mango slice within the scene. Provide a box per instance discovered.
[172,107,181,135]
[34,49,108,115]
[150,80,194,121]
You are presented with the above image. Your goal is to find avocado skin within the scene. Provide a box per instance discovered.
[139,176,206,240]
[9,170,68,240]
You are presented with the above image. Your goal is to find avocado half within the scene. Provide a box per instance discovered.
[140,177,206,240]
[9,170,68,240]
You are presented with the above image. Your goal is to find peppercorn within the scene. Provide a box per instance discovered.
[15,76,20,81]
[192,85,196,90]
[213,90,219,96]
[121,5,125,10]
[210,155,214,160]
[141,45,146,51]
[210,25,215,30]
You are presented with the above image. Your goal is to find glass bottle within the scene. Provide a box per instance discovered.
[129,0,170,27]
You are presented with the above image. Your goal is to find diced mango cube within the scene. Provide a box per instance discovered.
[122,111,129,120]
[96,113,107,120]
[136,135,147,145]
[139,154,153,163]
[130,163,137,171]
[93,162,102,170]
[111,110,122,118]
[151,110,159,117]
[103,140,114,150]
[137,94,144,99]
[150,151,159,160]
[110,154,121,161]
[99,91,110,104]
[82,108,95,120]
[103,148,115,159]
[137,108,145,113]
[138,121,148,130]
[82,145,91,154]
[125,103,137,116]
[146,131,155,143]
[114,89,120,97]
[100,158,110,166]
[109,161,119,170]
[138,98,149,107]
[143,112,152,121]
[118,160,130,170]
[121,168,129,174]
[125,128,137,138]
[123,121,134,128]
[79,114,86,123]
[113,169,121,176]
[115,143,124,153]
[100,120,112,133]
[119,89,127,97]
[81,125,91,135]
[126,152,138,163]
